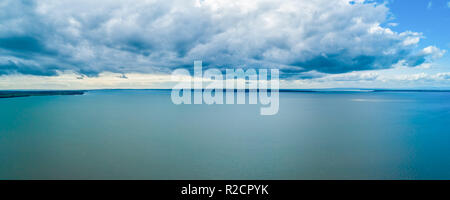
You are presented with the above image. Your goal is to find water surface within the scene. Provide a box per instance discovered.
[1,90,450,179]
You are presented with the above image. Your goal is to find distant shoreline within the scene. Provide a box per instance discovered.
[1,89,449,99]
[90,88,450,93]
[0,91,85,98]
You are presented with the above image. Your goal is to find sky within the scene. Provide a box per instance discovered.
[0,0,449,89]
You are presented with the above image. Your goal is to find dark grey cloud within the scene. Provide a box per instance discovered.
[0,60,58,76]
[0,0,445,78]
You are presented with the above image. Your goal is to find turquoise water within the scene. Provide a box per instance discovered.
[1,90,450,179]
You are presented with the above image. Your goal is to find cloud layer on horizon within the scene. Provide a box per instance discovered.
[0,0,445,78]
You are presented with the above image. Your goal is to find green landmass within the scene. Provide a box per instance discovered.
[0,91,85,98]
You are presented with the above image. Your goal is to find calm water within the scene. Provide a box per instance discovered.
[1,90,450,180]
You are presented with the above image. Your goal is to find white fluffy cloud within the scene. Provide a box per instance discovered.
[0,0,445,78]
[391,72,450,82]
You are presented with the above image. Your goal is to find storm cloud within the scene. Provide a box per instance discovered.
[0,0,445,77]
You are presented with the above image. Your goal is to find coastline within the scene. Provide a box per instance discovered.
[0,91,85,98]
